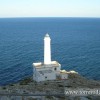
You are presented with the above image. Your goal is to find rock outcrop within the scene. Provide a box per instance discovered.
[0,71,100,100]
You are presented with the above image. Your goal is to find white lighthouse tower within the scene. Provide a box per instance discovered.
[33,33,61,82]
[44,33,51,65]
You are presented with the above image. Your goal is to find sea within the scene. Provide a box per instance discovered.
[0,17,100,86]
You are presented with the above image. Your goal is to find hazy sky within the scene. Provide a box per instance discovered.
[0,0,100,18]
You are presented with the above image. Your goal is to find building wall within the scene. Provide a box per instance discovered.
[60,73,68,79]
[33,63,61,82]
[37,71,56,82]
[34,71,56,82]
[33,70,40,81]
[53,64,61,76]
[33,67,56,82]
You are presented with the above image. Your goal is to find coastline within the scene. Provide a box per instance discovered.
[0,71,100,100]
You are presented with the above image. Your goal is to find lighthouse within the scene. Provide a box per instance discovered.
[44,33,51,65]
[33,33,62,82]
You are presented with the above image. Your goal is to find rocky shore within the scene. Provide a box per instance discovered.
[0,71,100,100]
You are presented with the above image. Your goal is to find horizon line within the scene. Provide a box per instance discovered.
[0,16,100,19]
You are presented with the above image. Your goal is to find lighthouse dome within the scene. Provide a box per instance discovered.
[45,33,49,37]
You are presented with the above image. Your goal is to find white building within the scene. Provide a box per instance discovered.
[33,33,61,82]
[60,70,68,80]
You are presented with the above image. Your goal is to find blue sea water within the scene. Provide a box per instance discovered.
[0,17,100,86]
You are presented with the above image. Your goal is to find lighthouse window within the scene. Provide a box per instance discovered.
[54,68,57,70]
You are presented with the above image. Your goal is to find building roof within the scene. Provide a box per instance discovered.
[60,70,68,74]
[33,61,60,69]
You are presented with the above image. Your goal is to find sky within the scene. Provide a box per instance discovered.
[0,0,100,18]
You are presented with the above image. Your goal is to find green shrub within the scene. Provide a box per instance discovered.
[20,78,32,85]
